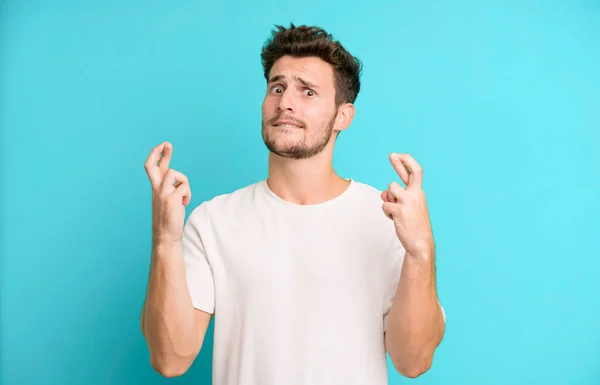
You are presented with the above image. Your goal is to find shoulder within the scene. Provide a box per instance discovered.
[346,179,388,214]
[349,179,385,200]
[185,181,263,223]
[206,182,261,208]
[348,179,405,252]
[344,179,389,227]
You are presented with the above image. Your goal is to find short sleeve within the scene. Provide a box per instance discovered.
[181,204,215,314]
[383,238,405,331]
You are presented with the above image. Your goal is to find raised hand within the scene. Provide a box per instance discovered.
[144,142,192,247]
[381,153,434,259]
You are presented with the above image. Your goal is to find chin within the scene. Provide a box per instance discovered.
[262,123,326,159]
[270,139,302,154]
[265,139,327,160]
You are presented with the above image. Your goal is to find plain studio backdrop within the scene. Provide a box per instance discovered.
[1,1,599,384]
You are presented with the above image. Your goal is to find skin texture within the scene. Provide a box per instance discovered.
[141,141,212,377]
[382,152,445,378]
[260,56,355,206]
[261,56,339,160]
[261,55,445,378]
[141,54,444,379]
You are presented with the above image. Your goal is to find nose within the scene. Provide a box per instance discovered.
[277,89,295,113]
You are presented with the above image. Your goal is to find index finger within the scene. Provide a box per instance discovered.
[394,153,423,188]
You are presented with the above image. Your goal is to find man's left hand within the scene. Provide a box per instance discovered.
[381,153,434,259]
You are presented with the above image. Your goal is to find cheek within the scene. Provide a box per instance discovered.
[264,95,281,110]
[261,99,273,120]
[305,105,332,128]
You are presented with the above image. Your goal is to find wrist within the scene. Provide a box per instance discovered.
[405,248,434,262]
[152,238,181,254]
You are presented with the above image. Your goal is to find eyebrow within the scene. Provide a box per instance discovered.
[268,75,319,89]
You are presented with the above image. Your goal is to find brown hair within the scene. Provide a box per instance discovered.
[260,23,362,107]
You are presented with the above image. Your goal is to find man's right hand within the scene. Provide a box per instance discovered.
[144,142,192,247]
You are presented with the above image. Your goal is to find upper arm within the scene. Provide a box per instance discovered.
[182,204,216,314]
[382,237,405,333]
[194,308,212,353]
[179,203,216,363]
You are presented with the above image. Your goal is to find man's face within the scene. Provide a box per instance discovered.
[261,55,339,159]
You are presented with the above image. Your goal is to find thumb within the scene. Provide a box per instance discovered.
[172,180,192,206]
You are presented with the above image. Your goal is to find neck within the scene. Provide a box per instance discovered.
[266,148,350,205]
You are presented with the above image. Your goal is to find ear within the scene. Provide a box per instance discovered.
[333,103,355,132]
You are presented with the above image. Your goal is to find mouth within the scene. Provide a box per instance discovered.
[272,120,304,129]
[273,124,303,129]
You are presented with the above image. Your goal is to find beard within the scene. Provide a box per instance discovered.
[262,113,337,160]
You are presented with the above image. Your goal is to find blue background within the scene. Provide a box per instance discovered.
[2,1,599,384]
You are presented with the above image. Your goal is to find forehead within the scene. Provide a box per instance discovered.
[269,56,335,88]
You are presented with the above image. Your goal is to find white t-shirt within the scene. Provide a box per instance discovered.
[182,178,442,385]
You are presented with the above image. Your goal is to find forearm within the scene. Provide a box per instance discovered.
[384,251,444,378]
[142,242,200,374]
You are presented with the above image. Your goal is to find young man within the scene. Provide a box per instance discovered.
[141,24,446,384]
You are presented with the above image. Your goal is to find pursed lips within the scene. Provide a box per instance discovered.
[272,120,304,129]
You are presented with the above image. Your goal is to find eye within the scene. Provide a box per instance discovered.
[304,88,315,97]
[271,85,284,94]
